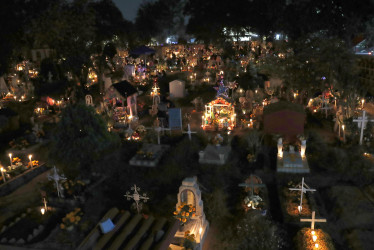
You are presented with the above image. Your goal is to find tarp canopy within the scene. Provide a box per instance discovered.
[129,46,155,56]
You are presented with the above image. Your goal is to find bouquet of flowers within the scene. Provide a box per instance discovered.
[63,180,86,197]
[60,208,83,231]
[174,203,196,225]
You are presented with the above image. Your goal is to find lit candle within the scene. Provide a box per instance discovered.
[315,243,319,248]
[9,153,12,167]
[29,154,32,167]
[312,235,317,242]
[342,125,345,142]
[362,99,365,109]
[1,167,6,183]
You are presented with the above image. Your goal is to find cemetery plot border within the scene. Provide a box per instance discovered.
[0,207,64,246]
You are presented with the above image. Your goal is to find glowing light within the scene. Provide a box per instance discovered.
[41,208,45,215]
[312,235,317,242]
[315,243,319,248]
[311,231,315,235]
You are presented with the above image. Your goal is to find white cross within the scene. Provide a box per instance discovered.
[124,184,149,214]
[300,211,326,229]
[125,123,134,139]
[289,177,316,212]
[48,166,67,198]
[353,111,374,145]
[320,97,331,118]
[183,124,197,141]
[154,126,171,145]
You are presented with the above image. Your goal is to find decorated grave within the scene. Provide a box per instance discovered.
[295,228,335,250]
[171,176,209,249]
[202,97,236,131]
[279,178,317,221]
[0,206,63,246]
[238,175,268,213]
[129,143,170,167]
[277,137,310,173]
[198,134,231,165]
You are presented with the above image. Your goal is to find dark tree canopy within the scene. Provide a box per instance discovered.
[49,103,120,178]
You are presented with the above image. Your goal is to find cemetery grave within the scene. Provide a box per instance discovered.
[0,206,64,246]
[129,143,170,167]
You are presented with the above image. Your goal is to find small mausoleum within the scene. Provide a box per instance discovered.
[263,101,305,143]
[107,80,138,117]
[263,101,309,173]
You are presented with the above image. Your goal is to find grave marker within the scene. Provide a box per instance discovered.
[289,177,316,212]
[353,110,374,145]
[300,211,326,230]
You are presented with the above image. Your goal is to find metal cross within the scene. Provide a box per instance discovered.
[239,175,266,197]
[353,110,374,145]
[183,124,197,141]
[47,166,67,198]
[124,184,149,214]
[289,177,316,212]
[300,211,326,229]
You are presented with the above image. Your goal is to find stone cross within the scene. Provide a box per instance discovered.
[289,177,316,212]
[47,166,67,198]
[85,94,93,106]
[300,211,327,230]
[353,111,374,145]
[124,184,149,214]
[183,124,197,141]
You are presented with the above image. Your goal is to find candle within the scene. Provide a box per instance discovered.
[9,153,12,167]
[29,154,32,167]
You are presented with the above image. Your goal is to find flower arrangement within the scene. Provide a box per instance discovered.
[9,138,29,150]
[211,134,223,146]
[28,160,39,168]
[63,180,86,197]
[60,208,83,231]
[136,150,154,160]
[174,203,196,225]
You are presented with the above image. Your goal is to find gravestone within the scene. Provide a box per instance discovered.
[85,95,93,106]
[174,176,209,249]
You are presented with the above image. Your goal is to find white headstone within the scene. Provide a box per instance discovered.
[169,80,185,98]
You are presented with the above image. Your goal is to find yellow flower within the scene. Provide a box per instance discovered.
[173,211,178,215]
[182,218,187,223]
[185,212,189,217]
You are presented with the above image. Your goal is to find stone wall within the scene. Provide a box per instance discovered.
[0,164,48,197]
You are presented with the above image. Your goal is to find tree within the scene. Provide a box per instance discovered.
[135,0,186,44]
[49,103,120,178]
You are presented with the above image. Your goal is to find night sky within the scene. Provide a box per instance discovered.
[112,0,143,22]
